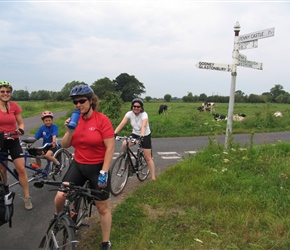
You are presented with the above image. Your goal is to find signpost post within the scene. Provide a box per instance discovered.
[196,22,275,148]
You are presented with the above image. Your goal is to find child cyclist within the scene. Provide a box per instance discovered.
[33,111,61,172]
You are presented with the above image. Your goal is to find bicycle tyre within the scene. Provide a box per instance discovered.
[73,187,89,231]
[109,154,129,196]
[136,152,150,181]
[43,216,77,250]
[51,148,73,180]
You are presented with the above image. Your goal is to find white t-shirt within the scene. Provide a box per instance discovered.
[125,111,151,136]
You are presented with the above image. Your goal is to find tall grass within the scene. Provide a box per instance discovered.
[80,140,290,249]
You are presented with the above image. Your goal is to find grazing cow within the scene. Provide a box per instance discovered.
[213,113,227,121]
[233,113,247,121]
[158,105,168,115]
[201,102,215,114]
[274,111,282,117]
[197,106,203,112]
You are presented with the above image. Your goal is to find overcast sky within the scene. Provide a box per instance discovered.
[0,1,289,99]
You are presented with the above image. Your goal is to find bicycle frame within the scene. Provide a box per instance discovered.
[0,136,72,188]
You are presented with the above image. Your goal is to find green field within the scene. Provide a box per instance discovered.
[19,101,290,137]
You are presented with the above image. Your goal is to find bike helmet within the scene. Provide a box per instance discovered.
[131,98,143,107]
[41,111,54,120]
[69,84,94,99]
[0,81,13,91]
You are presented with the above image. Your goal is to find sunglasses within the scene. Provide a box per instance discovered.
[73,99,88,105]
[133,105,141,108]
[0,90,11,94]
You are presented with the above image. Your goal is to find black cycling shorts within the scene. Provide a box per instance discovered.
[0,138,23,160]
[62,160,110,201]
[131,133,152,149]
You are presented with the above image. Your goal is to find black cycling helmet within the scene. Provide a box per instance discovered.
[69,84,94,99]
[131,98,144,112]
[0,81,13,91]
[131,98,143,107]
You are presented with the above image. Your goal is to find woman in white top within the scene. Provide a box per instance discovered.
[114,98,156,181]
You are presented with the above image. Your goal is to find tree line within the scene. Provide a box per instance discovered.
[10,72,289,104]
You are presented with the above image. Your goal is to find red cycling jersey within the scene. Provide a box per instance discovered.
[0,102,22,137]
[70,111,114,164]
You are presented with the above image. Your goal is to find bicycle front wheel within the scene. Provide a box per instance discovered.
[51,148,73,179]
[44,216,77,250]
[137,152,150,181]
[110,154,129,196]
[73,182,91,232]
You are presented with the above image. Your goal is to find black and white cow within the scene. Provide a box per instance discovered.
[213,113,227,121]
[201,102,215,114]
[158,105,168,115]
[233,113,247,121]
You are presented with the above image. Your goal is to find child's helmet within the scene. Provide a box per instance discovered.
[41,111,54,120]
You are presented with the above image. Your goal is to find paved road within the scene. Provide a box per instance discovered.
[1,111,289,249]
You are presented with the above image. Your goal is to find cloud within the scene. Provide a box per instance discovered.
[0,1,289,97]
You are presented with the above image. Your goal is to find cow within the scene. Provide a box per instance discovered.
[213,113,227,121]
[274,111,282,117]
[158,105,168,115]
[201,102,215,114]
[233,113,247,121]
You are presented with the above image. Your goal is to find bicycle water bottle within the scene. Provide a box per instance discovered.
[67,110,80,129]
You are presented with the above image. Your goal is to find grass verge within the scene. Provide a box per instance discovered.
[79,139,290,249]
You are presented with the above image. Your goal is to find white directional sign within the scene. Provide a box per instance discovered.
[238,40,258,50]
[239,27,275,43]
[196,62,232,72]
[238,60,263,70]
[237,53,247,61]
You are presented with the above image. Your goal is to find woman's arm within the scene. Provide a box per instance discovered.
[102,137,115,172]
[114,115,129,134]
[140,118,148,137]
[15,113,24,134]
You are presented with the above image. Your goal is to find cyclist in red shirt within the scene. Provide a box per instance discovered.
[54,84,114,250]
[0,81,33,210]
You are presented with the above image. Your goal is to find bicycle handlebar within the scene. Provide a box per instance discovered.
[33,180,107,200]
[115,135,141,143]
[1,129,24,139]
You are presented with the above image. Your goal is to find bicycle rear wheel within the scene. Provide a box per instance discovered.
[136,152,150,181]
[43,216,77,250]
[51,148,72,179]
[110,154,129,196]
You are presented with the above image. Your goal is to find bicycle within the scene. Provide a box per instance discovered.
[110,135,150,196]
[34,180,106,250]
[0,131,72,188]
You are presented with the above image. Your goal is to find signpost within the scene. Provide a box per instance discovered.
[238,40,258,50]
[239,27,275,43]
[238,60,263,70]
[195,62,232,72]
[195,22,275,148]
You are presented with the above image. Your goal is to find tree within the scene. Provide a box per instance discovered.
[145,96,152,102]
[113,73,146,102]
[270,84,285,102]
[91,77,115,99]
[11,90,29,101]
[164,94,172,102]
[99,92,123,120]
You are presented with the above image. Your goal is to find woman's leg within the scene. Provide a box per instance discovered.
[13,157,30,198]
[0,161,8,184]
[95,199,112,242]
[143,148,156,180]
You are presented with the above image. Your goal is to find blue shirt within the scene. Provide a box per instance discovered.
[34,124,58,146]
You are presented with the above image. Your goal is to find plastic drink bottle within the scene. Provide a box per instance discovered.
[67,110,80,129]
